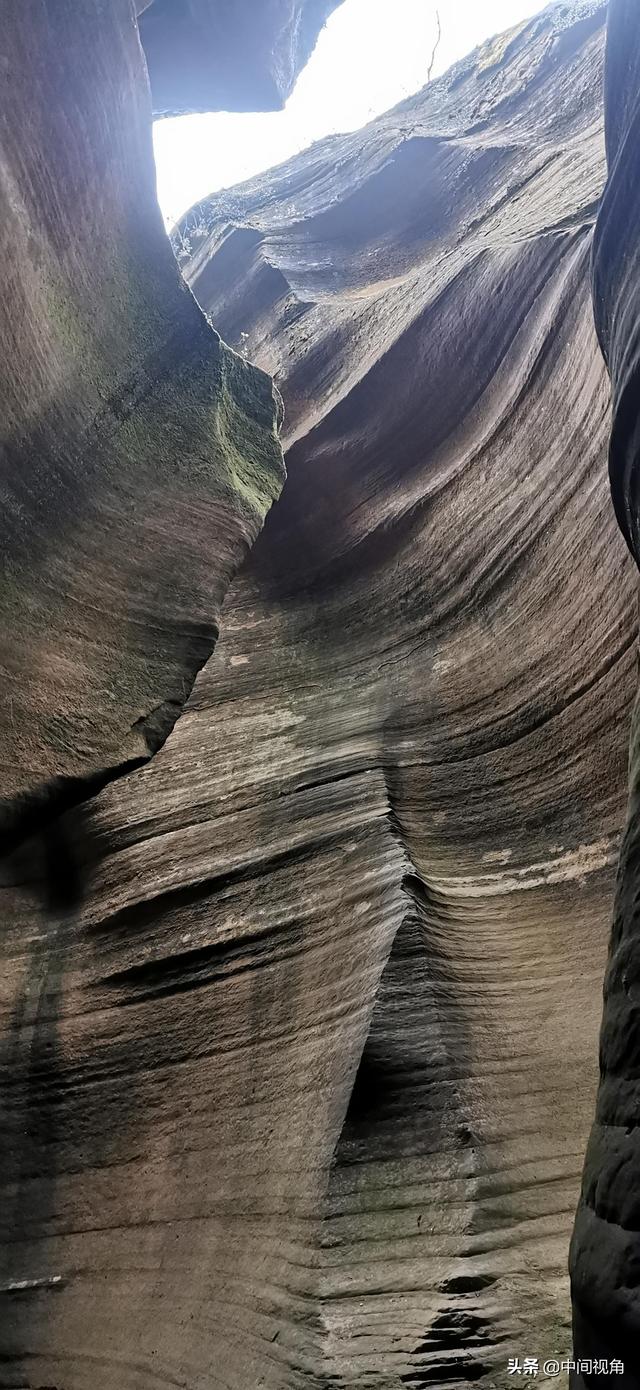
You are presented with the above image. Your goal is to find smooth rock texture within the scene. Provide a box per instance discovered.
[571,1,640,1383]
[140,0,344,115]
[0,0,285,848]
[0,4,636,1390]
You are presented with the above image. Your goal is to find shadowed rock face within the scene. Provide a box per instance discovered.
[0,4,633,1389]
[140,0,344,115]
[571,2,640,1383]
[0,0,292,852]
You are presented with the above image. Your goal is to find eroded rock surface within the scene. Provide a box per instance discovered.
[0,0,286,849]
[571,1,640,1382]
[0,4,636,1390]
[175,2,635,1380]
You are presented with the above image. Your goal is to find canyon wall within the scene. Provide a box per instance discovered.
[571,0,640,1382]
[0,0,337,1383]
[0,0,343,852]
[1,2,638,1389]
[0,0,314,853]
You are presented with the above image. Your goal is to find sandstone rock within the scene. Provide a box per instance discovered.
[140,0,344,116]
[0,5,633,1389]
[0,0,285,854]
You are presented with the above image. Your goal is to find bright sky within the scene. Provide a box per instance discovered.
[153,0,546,227]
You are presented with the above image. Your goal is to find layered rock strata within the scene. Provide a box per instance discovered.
[174,3,636,1383]
[0,0,339,850]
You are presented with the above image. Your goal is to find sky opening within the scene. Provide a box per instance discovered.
[153,0,546,228]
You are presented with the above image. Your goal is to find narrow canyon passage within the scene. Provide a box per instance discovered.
[2,2,640,1388]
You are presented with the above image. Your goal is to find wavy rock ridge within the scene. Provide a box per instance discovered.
[173,2,635,1383]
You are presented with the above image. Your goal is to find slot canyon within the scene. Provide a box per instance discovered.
[1,2,640,1387]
